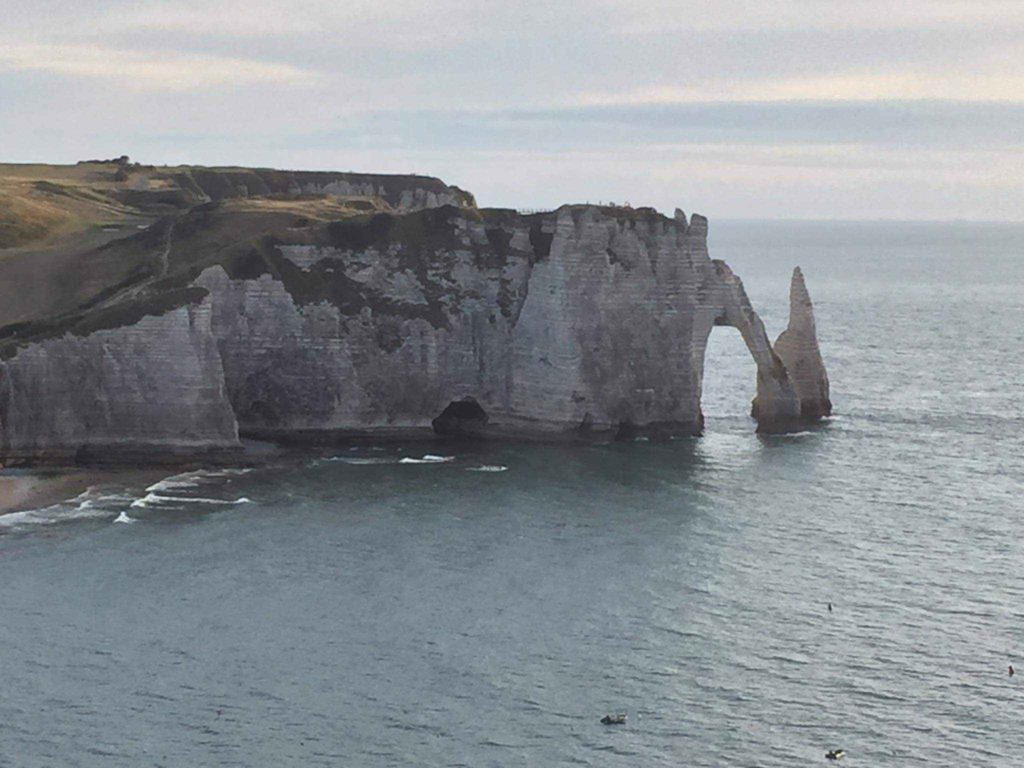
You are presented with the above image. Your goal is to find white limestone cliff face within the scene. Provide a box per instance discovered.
[0,204,829,463]
[297,179,464,211]
[192,205,815,440]
[770,267,831,419]
[504,208,799,434]
[178,168,474,211]
[0,301,239,463]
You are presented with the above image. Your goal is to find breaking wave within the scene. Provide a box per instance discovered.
[1,468,257,533]
[399,455,454,465]
[130,493,252,509]
[319,456,397,466]
[0,487,129,529]
[467,465,508,473]
[146,468,253,493]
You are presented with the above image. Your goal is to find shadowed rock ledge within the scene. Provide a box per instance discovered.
[0,168,830,464]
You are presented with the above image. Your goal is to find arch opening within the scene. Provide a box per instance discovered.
[700,325,759,432]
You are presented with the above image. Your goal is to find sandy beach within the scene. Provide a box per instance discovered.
[0,469,167,518]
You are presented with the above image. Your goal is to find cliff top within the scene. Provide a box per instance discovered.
[0,161,474,252]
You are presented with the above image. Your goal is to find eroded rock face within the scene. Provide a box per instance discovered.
[154,168,475,212]
[0,202,830,463]
[771,267,831,419]
[192,205,822,440]
[0,301,239,463]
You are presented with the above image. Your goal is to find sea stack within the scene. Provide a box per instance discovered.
[773,267,832,420]
[752,267,831,428]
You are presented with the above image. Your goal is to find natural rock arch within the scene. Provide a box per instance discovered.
[707,264,830,432]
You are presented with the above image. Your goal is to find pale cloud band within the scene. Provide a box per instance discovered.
[578,70,1024,105]
[0,43,316,91]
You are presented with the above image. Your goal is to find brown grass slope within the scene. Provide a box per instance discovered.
[0,161,470,332]
[0,194,394,359]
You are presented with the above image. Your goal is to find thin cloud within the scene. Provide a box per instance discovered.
[0,43,317,91]
[298,101,1024,153]
[79,0,485,48]
[604,0,1024,34]
[578,69,1024,105]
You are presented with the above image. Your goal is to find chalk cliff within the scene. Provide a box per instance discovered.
[0,167,829,464]
[767,267,831,420]
[0,300,238,463]
[121,166,475,214]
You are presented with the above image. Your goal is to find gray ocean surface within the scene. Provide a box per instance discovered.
[1,221,1022,767]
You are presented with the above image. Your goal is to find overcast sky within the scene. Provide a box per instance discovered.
[2,1,1023,220]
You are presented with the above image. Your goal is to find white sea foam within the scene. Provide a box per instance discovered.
[131,492,251,509]
[0,480,246,530]
[467,465,508,473]
[0,510,38,527]
[145,468,253,494]
[399,454,454,464]
[319,456,396,465]
[146,472,204,493]
[0,497,114,529]
[71,486,101,502]
[97,493,135,503]
[144,479,190,493]
[71,488,135,509]
[131,492,163,509]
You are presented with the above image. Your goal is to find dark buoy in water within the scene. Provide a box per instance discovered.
[828,602,833,613]
[600,713,627,725]
[825,748,845,760]
[1010,664,1015,677]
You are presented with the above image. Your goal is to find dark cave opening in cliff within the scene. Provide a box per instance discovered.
[431,397,489,438]
[702,326,757,430]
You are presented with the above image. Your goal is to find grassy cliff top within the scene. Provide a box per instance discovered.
[0,161,472,251]
[0,160,478,331]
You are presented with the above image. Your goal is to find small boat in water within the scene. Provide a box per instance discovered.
[825,749,845,760]
[600,713,627,725]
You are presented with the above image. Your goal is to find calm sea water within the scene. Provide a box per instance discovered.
[1,221,1021,767]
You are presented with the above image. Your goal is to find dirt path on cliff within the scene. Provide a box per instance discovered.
[157,218,175,278]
